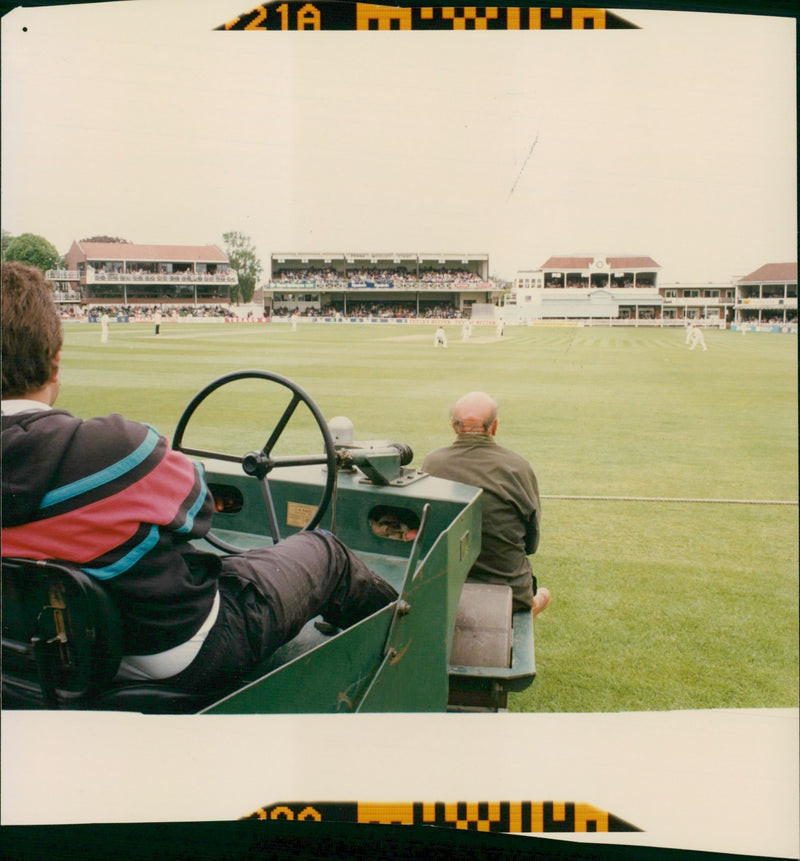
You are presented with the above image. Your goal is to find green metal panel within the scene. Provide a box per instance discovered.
[204,462,477,558]
[203,608,394,714]
[199,463,483,713]
[354,537,454,712]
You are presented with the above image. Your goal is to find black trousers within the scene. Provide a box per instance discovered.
[166,530,396,694]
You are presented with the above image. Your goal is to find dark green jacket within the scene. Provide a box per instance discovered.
[422,433,540,609]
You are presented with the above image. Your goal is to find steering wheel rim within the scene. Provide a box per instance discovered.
[173,369,337,551]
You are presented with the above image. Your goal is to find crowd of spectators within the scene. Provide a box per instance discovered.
[416,268,483,282]
[271,301,465,319]
[60,301,469,321]
[274,268,340,282]
[544,278,646,289]
[72,304,234,319]
[741,315,798,327]
[91,264,231,282]
[271,266,490,289]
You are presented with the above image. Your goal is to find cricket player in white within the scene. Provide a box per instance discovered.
[687,323,707,351]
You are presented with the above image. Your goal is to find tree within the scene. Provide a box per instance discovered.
[222,231,263,304]
[1,229,14,260]
[4,232,62,272]
[81,235,131,244]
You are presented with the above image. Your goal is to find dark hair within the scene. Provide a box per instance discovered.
[1,262,64,398]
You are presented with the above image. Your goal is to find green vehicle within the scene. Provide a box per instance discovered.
[2,371,536,714]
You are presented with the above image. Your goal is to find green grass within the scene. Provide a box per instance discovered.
[56,320,799,712]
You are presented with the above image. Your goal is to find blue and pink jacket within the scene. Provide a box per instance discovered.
[2,408,218,656]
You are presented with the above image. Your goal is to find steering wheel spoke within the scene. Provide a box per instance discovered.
[175,448,244,466]
[262,392,304,455]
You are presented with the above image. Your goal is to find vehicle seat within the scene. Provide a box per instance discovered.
[1,558,220,714]
[450,582,513,668]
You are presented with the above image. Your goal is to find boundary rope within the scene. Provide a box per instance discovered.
[541,495,798,506]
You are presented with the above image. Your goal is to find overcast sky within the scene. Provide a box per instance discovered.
[1,1,796,283]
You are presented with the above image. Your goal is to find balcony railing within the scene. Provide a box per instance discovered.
[53,291,82,303]
[267,278,497,292]
[662,296,732,305]
[87,270,238,284]
[47,268,238,285]
[738,297,797,308]
[46,270,79,281]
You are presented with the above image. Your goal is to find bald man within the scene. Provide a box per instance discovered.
[422,392,550,618]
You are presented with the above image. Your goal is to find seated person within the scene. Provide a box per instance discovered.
[1,262,397,694]
[423,391,550,618]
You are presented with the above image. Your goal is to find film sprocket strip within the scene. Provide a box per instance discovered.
[217,4,639,31]
[243,801,643,832]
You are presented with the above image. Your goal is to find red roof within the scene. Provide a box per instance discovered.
[541,255,659,270]
[737,262,797,284]
[72,241,228,263]
[606,256,660,269]
[541,256,593,269]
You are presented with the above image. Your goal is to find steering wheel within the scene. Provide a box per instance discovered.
[172,369,337,552]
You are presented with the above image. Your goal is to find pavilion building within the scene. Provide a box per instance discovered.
[46,240,237,307]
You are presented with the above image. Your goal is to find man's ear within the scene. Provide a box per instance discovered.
[50,350,62,383]
[45,350,62,405]
[488,418,499,436]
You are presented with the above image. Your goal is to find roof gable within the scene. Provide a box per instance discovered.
[738,262,797,283]
[541,256,593,270]
[541,255,660,270]
[606,256,660,270]
[75,242,228,263]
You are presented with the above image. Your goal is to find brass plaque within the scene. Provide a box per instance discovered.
[286,502,318,528]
